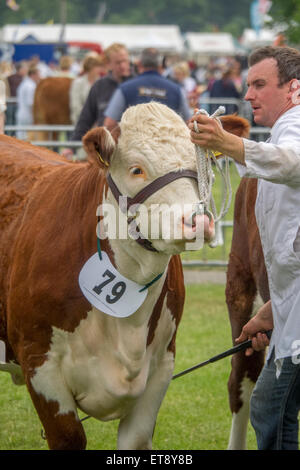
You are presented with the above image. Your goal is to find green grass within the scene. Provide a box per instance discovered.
[0,284,257,450]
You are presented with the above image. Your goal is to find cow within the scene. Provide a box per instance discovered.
[32,76,73,141]
[226,177,269,449]
[0,102,249,450]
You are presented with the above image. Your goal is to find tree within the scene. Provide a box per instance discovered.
[269,0,300,44]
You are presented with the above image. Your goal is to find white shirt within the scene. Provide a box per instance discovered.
[238,105,300,371]
[16,76,37,138]
[69,74,91,124]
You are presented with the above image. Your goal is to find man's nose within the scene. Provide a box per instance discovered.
[244,87,253,101]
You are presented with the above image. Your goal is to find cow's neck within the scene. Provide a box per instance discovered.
[109,236,169,287]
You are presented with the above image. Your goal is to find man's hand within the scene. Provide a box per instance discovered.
[235,300,274,356]
[188,110,246,165]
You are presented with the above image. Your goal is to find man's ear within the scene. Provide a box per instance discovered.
[290,79,300,105]
[82,125,120,168]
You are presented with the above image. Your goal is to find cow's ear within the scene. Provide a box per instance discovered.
[220,115,250,138]
[83,127,118,168]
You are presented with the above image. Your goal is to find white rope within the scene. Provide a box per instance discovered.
[193,106,232,247]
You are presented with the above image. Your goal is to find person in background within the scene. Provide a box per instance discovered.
[6,61,28,125]
[103,47,192,131]
[16,65,41,140]
[189,45,300,450]
[29,55,51,78]
[0,61,12,100]
[171,61,198,109]
[69,54,106,125]
[209,66,241,115]
[54,55,74,78]
[0,79,6,134]
[62,43,132,160]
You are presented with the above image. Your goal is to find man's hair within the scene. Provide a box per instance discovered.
[82,54,105,73]
[104,43,127,61]
[249,46,300,86]
[140,48,162,69]
[28,65,39,76]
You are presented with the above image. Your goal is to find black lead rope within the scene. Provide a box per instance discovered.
[172,330,272,380]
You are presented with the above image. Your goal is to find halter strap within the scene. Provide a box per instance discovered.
[106,169,198,253]
[107,170,198,212]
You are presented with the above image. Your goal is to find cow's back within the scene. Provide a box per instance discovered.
[0,135,72,348]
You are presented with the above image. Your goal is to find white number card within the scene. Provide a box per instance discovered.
[79,252,148,318]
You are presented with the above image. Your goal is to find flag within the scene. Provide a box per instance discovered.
[250,0,262,34]
[259,0,272,15]
[6,0,20,11]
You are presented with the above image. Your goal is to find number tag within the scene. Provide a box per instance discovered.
[78,252,148,318]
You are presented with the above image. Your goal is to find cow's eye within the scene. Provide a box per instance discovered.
[130,166,144,176]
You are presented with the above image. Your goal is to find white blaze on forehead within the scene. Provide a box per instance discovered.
[115,102,197,175]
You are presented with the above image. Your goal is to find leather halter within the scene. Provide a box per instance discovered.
[106,170,198,252]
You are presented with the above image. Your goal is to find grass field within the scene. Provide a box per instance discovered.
[0,284,257,451]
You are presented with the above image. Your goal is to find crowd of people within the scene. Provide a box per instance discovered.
[0,44,246,143]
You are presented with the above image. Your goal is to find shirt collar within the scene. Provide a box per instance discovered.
[271,105,300,137]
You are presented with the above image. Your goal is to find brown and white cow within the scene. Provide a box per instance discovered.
[226,177,269,449]
[0,102,248,450]
[32,76,73,141]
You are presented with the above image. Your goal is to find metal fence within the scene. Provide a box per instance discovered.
[3,98,270,268]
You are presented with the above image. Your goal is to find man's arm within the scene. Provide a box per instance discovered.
[178,89,193,122]
[103,88,126,131]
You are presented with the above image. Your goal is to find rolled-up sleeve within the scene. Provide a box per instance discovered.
[242,138,300,185]
[238,109,300,185]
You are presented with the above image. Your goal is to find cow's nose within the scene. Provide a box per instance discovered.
[182,212,215,242]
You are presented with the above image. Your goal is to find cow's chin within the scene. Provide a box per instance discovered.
[150,235,213,256]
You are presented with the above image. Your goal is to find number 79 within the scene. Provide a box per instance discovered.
[93,269,126,304]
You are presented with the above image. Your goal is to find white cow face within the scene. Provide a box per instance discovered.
[84,102,214,254]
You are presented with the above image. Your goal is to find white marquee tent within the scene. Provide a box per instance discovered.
[240,28,277,49]
[1,24,185,54]
[184,32,238,56]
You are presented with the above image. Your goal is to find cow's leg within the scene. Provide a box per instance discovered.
[225,253,265,450]
[21,356,86,450]
[117,358,173,450]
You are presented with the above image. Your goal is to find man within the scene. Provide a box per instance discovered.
[16,65,41,140]
[62,43,131,159]
[103,47,192,131]
[69,54,105,125]
[189,46,300,450]
[6,61,28,126]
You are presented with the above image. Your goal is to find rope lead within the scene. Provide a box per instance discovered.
[193,106,232,247]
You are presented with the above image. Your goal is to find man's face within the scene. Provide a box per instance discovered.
[244,58,293,127]
[108,49,130,81]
